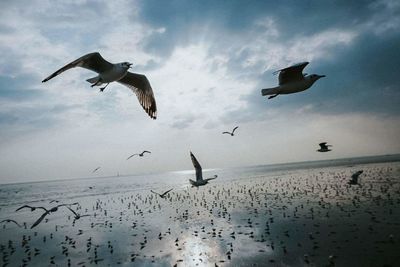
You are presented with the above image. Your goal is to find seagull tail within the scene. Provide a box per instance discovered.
[261,87,279,96]
[86,76,100,84]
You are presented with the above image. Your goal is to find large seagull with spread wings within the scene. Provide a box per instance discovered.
[261,62,325,99]
[42,52,157,119]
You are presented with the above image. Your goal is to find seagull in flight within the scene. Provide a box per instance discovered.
[150,189,173,198]
[92,167,101,173]
[348,170,363,185]
[42,52,157,119]
[261,62,325,99]
[317,142,332,152]
[126,150,151,160]
[222,126,239,136]
[189,152,217,187]
[66,207,91,221]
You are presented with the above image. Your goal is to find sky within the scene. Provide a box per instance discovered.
[0,0,399,184]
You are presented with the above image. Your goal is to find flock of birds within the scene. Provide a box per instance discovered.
[0,164,398,266]
[0,53,396,266]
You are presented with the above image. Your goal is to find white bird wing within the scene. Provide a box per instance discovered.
[190,152,203,182]
[277,62,308,85]
[118,72,157,119]
[42,52,113,82]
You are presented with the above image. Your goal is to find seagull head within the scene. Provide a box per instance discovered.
[120,62,133,69]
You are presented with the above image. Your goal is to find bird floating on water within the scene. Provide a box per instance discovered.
[42,52,157,119]
[127,151,151,160]
[189,152,217,187]
[261,62,325,99]
[317,142,332,152]
[222,126,239,136]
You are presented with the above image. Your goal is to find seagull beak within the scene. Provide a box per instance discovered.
[128,63,133,68]
[318,74,326,79]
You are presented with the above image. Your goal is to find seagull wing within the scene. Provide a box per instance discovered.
[118,72,157,119]
[278,62,309,85]
[161,188,173,197]
[66,207,79,217]
[127,154,138,160]
[15,205,31,212]
[232,126,239,133]
[222,132,230,135]
[31,212,49,229]
[143,150,151,154]
[42,52,113,82]
[190,152,203,182]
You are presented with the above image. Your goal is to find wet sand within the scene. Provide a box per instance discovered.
[1,162,400,266]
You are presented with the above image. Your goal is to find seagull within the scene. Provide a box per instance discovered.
[188,152,217,187]
[126,150,151,160]
[150,189,173,198]
[222,126,239,136]
[66,207,91,221]
[92,167,101,173]
[317,142,332,152]
[348,170,363,185]
[29,204,78,229]
[0,219,21,228]
[42,52,157,119]
[261,62,325,99]
[15,205,48,212]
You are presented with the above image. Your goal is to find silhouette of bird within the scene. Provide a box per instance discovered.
[127,151,151,160]
[42,52,157,119]
[261,62,325,99]
[222,126,239,136]
[349,170,363,185]
[317,142,332,152]
[66,207,91,221]
[92,167,101,173]
[188,152,217,187]
[30,204,78,229]
[0,219,21,227]
[151,189,173,198]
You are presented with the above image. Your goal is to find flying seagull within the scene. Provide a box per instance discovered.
[150,188,173,198]
[42,52,157,119]
[92,167,101,173]
[317,142,332,152]
[29,204,78,229]
[189,152,217,187]
[126,150,151,160]
[261,62,325,99]
[66,207,91,221]
[348,170,363,185]
[222,126,239,136]
[0,219,22,228]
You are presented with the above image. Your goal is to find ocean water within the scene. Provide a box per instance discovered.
[1,155,400,266]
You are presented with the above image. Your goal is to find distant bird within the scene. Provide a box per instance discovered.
[0,219,21,228]
[189,152,217,187]
[42,52,157,119]
[222,126,239,136]
[127,151,151,160]
[317,142,332,152]
[348,170,363,185]
[66,207,90,221]
[261,62,325,99]
[92,167,101,173]
[150,189,173,198]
